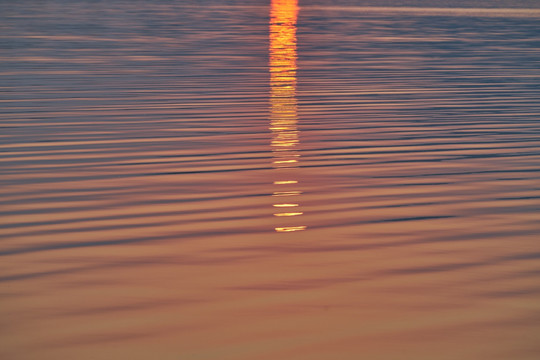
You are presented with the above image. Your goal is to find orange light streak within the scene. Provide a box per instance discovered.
[270,0,305,233]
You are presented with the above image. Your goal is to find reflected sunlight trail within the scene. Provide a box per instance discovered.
[269,0,305,233]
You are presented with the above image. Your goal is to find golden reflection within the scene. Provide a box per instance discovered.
[272,191,302,197]
[273,159,298,165]
[274,180,298,185]
[270,0,305,232]
[273,203,299,208]
[274,212,303,217]
[275,226,307,233]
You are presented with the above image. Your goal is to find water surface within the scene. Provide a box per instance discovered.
[1,1,540,359]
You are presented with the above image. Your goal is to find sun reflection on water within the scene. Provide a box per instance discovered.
[269,0,305,233]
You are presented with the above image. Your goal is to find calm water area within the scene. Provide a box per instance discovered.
[1,0,540,359]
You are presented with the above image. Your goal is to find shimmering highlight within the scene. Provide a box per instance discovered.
[275,226,307,232]
[270,0,305,232]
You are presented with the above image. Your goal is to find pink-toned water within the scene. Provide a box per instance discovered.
[1,1,540,359]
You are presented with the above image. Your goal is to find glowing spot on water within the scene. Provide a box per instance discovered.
[274,212,303,217]
[273,191,301,196]
[273,159,297,164]
[275,226,306,232]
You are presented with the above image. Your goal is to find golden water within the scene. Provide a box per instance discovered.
[1,1,540,359]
